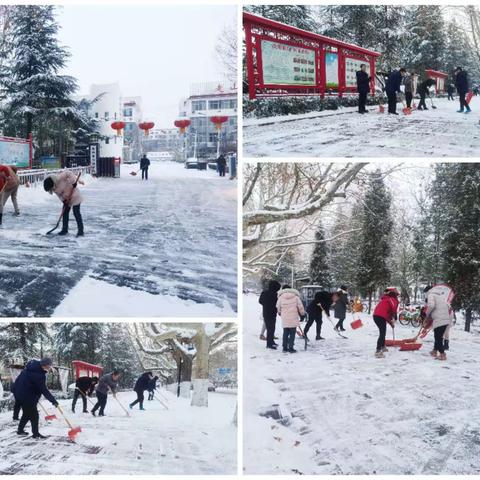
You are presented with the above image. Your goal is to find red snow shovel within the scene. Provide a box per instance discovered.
[378,104,385,113]
[56,405,82,440]
[38,401,57,422]
[466,91,474,105]
[399,341,422,351]
[350,318,363,329]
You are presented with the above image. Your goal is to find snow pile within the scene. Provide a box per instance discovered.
[0,389,236,474]
[243,293,480,475]
[243,96,480,157]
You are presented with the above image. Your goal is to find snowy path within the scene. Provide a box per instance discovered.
[243,294,480,475]
[0,163,237,317]
[243,96,480,157]
[0,390,236,474]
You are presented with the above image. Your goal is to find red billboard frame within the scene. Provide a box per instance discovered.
[244,12,380,99]
[0,133,33,169]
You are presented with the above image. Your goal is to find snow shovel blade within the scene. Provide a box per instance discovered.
[68,426,82,440]
[402,337,417,343]
[379,105,385,113]
[399,342,422,351]
[45,414,57,421]
[385,339,405,347]
[129,171,137,176]
[402,107,410,115]
[350,319,363,330]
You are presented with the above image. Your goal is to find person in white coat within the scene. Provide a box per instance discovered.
[424,285,454,361]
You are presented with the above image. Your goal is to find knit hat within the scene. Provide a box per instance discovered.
[40,357,53,367]
[43,176,54,192]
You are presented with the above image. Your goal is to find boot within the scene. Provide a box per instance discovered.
[381,347,389,353]
[288,348,297,353]
[76,231,84,237]
[375,351,385,358]
[17,430,29,436]
[0,212,2,225]
[140,407,146,411]
[32,433,48,439]
[259,335,266,341]
[436,353,447,361]
[444,339,449,351]
[430,349,438,358]
[316,335,324,340]
[58,230,68,236]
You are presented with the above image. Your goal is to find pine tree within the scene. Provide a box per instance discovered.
[357,170,393,310]
[1,5,77,137]
[0,323,49,364]
[245,5,317,31]
[309,223,331,287]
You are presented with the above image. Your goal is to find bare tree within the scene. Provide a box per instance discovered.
[214,20,237,83]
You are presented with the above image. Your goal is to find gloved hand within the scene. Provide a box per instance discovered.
[53,401,59,408]
[72,182,78,188]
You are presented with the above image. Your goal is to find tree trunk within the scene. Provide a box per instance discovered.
[368,291,372,315]
[191,325,211,407]
[465,308,472,332]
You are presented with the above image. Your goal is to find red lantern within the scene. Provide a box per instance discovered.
[111,121,126,136]
[210,116,228,131]
[174,119,191,134]
[139,121,155,136]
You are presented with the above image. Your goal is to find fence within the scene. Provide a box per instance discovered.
[17,166,93,187]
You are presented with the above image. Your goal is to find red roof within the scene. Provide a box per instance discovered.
[243,12,381,58]
[425,69,448,78]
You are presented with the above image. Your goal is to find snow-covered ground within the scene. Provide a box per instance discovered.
[243,96,480,157]
[0,389,237,475]
[0,162,237,317]
[243,293,480,475]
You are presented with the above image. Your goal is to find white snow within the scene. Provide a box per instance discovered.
[243,293,480,475]
[0,162,237,317]
[243,96,480,157]
[0,389,237,474]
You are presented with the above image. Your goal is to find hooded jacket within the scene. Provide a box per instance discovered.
[333,291,348,319]
[0,165,19,192]
[50,170,83,207]
[259,281,281,319]
[13,360,57,406]
[134,373,152,393]
[425,288,454,329]
[373,294,397,325]
[276,288,305,328]
[75,376,97,395]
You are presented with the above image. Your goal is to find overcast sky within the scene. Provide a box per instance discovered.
[57,5,236,127]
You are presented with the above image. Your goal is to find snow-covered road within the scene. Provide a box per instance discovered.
[243,96,480,157]
[0,390,237,474]
[243,294,480,475]
[0,163,237,317]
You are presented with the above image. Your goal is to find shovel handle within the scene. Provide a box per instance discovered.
[56,405,75,430]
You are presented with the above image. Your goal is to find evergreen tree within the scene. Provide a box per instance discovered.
[309,222,331,287]
[357,170,393,310]
[245,5,317,31]
[0,323,49,364]
[0,5,77,137]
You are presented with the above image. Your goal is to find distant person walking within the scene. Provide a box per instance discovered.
[333,286,349,331]
[447,83,455,101]
[216,154,227,177]
[0,165,20,226]
[140,154,151,180]
[385,68,406,114]
[454,66,471,113]
[356,64,371,114]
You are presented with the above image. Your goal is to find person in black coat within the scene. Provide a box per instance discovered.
[259,280,281,349]
[447,83,455,101]
[148,375,159,401]
[356,64,371,114]
[385,68,406,114]
[217,155,227,177]
[72,376,98,413]
[454,67,471,113]
[416,78,436,110]
[140,154,151,180]
[333,287,349,331]
[14,358,58,439]
[11,378,21,421]
[305,291,332,340]
[129,372,153,410]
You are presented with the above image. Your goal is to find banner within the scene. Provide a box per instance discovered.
[345,58,371,88]
[261,39,316,86]
[325,53,339,88]
[0,138,30,168]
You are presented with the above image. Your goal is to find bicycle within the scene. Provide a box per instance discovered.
[398,305,422,328]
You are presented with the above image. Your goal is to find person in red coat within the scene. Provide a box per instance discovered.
[373,288,399,358]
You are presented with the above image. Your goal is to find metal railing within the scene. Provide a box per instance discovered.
[17,166,93,187]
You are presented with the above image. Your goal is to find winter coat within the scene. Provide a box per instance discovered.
[455,70,469,94]
[75,376,96,395]
[96,373,118,395]
[385,70,403,95]
[148,378,157,392]
[51,170,83,207]
[276,288,305,328]
[373,294,397,325]
[217,155,227,167]
[134,373,152,393]
[356,70,371,94]
[404,75,415,94]
[307,291,332,320]
[425,290,453,329]
[333,292,348,320]
[0,165,19,192]
[417,79,436,96]
[13,360,57,406]
[447,84,455,95]
[140,156,150,169]
[259,281,281,319]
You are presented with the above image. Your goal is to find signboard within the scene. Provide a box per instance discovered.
[261,39,316,86]
[40,155,60,169]
[325,53,339,88]
[89,143,98,175]
[345,58,371,88]
[0,138,30,168]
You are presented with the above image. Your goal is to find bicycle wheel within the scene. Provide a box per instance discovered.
[398,311,410,326]
[411,314,421,328]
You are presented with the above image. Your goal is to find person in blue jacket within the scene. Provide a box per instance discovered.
[14,358,58,439]
[129,372,153,410]
[454,66,471,113]
[385,68,406,114]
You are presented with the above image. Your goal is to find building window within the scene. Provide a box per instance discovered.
[95,112,98,118]
[220,99,237,109]
[105,137,110,144]
[104,112,109,120]
[209,133,218,143]
[123,107,133,117]
[208,100,221,110]
[192,100,206,112]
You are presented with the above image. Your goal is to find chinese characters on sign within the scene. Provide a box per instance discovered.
[0,139,30,168]
[261,39,316,86]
